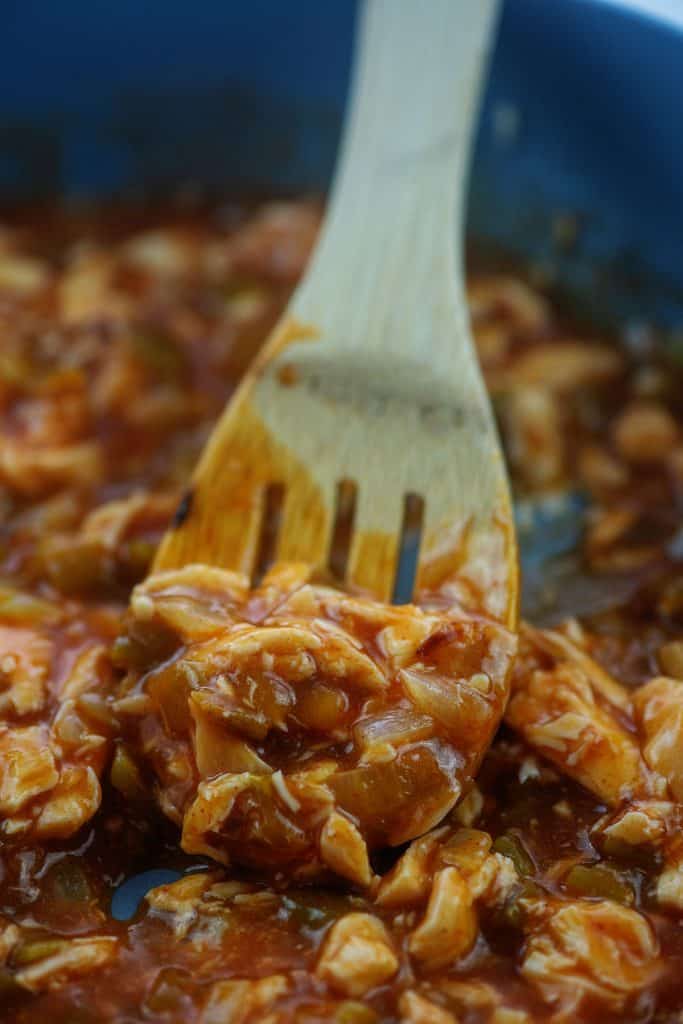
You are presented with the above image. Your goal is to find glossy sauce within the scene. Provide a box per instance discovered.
[0,201,683,1023]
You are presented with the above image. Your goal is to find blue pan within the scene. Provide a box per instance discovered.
[2,0,682,327]
[5,0,677,920]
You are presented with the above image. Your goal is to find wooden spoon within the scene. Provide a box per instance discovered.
[155,0,517,628]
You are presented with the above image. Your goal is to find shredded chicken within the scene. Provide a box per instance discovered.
[2,202,683,1021]
[116,563,515,879]
[506,626,650,805]
[316,913,399,997]
[521,899,661,1019]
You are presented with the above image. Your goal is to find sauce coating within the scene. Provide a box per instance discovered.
[0,200,683,1022]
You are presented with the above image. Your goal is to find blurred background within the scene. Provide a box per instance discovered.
[2,0,682,326]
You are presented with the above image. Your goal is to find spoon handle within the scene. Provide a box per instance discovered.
[293,0,500,378]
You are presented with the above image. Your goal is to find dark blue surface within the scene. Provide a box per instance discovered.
[2,0,682,324]
[110,868,182,921]
[472,0,683,327]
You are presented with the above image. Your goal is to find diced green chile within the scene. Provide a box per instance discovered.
[492,832,535,876]
[110,743,147,801]
[565,863,634,905]
[48,859,93,903]
[13,939,68,966]
[130,330,185,380]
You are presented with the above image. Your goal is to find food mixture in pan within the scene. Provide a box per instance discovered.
[1,199,683,1023]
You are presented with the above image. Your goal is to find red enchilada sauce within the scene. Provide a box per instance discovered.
[0,201,683,1022]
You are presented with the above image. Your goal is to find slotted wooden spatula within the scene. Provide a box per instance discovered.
[154,0,517,627]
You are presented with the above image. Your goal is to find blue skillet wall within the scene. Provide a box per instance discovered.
[1,0,682,327]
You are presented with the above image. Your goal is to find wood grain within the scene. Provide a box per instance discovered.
[154,0,518,628]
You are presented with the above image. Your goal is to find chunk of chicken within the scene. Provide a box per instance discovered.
[146,872,219,922]
[490,341,622,396]
[14,937,118,993]
[58,247,135,325]
[506,626,649,805]
[612,401,679,465]
[0,594,115,841]
[500,387,566,489]
[201,975,290,1024]
[0,917,20,965]
[146,871,275,943]
[398,990,459,1024]
[227,202,320,283]
[376,826,518,971]
[0,439,103,499]
[634,676,683,802]
[316,913,399,997]
[0,624,51,717]
[376,825,517,913]
[521,899,660,1018]
[408,867,477,969]
[435,980,501,1018]
[0,724,105,840]
[375,829,446,908]
[593,799,674,849]
[655,831,683,912]
[0,255,49,297]
[0,727,59,821]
